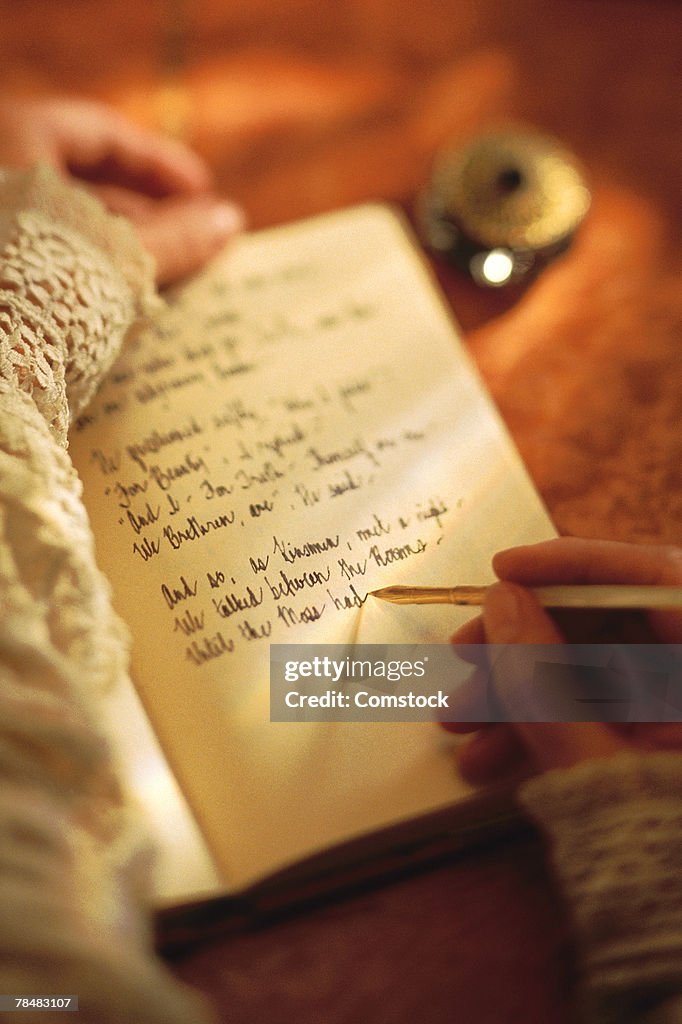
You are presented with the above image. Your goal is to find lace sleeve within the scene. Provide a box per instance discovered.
[0,163,159,445]
[519,752,682,1024]
[0,166,212,1023]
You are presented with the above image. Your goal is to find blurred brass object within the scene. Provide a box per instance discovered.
[419,128,591,287]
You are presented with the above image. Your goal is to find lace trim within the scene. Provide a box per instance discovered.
[0,165,158,445]
[0,169,209,1021]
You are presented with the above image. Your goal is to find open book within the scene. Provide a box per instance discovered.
[69,204,554,934]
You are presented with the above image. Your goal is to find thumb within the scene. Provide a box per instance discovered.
[134,196,245,286]
[483,583,627,770]
[483,580,565,644]
[87,185,246,286]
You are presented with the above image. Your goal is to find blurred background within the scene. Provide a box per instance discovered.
[0,0,678,228]
[0,0,680,540]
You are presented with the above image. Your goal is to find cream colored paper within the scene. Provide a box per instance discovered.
[70,204,555,896]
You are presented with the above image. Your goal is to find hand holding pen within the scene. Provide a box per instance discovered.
[438,537,682,782]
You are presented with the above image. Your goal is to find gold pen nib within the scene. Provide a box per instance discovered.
[369,586,410,603]
[370,585,487,606]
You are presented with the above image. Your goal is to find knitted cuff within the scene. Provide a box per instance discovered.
[520,752,682,1020]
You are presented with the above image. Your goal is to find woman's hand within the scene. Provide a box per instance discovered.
[0,96,244,285]
[444,537,682,783]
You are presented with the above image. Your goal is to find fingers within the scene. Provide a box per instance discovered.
[0,95,246,284]
[103,126,213,196]
[454,720,632,783]
[58,98,247,285]
[454,538,682,643]
[448,585,565,728]
[133,195,245,287]
[493,537,682,586]
[493,537,682,642]
[49,100,213,196]
[441,661,492,726]
[483,581,565,644]
[482,582,628,770]
[91,186,245,286]
[450,614,485,646]
[3,97,212,196]
[449,541,682,777]
[455,725,528,784]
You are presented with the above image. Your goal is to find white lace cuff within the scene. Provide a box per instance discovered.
[0,164,157,444]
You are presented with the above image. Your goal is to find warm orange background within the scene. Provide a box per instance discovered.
[2,2,675,552]
[2,0,679,555]
[2,3,680,1020]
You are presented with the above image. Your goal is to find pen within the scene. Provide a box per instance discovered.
[369,584,682,610]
